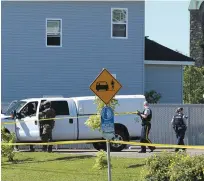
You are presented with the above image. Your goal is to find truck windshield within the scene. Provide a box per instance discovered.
[5,101,27,115]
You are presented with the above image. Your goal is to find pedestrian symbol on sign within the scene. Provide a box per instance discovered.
[111,79,115,90]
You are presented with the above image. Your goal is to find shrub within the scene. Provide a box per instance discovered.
[145,90,161,104]
[1,127,16,162]
[169,154,204,181]
[93,150,108,170]
[141,151,204,181]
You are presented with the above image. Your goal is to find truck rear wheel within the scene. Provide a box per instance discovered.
[92,125,129,152]
[110,126,129,152]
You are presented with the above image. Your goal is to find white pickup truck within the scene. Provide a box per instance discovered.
[1,95,145,151]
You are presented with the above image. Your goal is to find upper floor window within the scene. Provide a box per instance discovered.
[111,8,128,39]
[46,19,62,47]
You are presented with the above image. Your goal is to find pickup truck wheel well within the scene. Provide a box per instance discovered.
[114,123,129,141]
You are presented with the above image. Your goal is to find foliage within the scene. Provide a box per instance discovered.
[183,66,204,104]
[145,90,162,104]
[141,151,204,181]
[85,96,119,131]
[1,127,16,162]
[93,150,108,170]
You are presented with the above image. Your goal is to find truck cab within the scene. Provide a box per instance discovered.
[1,97,78,142]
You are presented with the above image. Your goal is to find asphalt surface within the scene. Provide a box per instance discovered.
[52,148,204,158]
[16,146,204,158]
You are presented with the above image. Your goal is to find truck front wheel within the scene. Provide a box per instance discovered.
[92,142,106,151]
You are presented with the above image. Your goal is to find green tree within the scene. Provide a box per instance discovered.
[183,66,204,104]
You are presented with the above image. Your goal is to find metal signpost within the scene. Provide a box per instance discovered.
[90,68,122,181]
[101,106,115,181]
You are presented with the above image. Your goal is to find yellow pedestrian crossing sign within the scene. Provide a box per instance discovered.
[90,69,122,104]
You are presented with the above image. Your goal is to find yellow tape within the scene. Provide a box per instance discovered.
[2,140,204,150]
[1,111,139,125]
[110,141,204,150]
[1,140,106,146]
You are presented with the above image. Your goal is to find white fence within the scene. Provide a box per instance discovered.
[1,103,204,149]
[149,104,204,146]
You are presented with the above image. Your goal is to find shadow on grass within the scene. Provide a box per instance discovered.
[127,163,145,169]
[52,155,94,161]
[2,166,100,175]
[2,165,140,177]
[2,155,94,165]
[53,150,97,153]
[1,158,34,166]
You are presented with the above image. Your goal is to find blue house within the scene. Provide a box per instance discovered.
[1,0,194,105]
[145,37,195,103]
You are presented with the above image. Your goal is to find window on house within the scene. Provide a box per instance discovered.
[46,19,62,47]
[111,8,128,38]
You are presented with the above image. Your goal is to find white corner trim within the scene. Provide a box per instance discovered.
[189,0,203,10]
[144,60,195,66]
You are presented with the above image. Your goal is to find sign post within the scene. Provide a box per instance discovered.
[90,68,122,181]
[101,106,115,181]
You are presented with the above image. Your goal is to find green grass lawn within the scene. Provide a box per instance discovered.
[2,152,145,181]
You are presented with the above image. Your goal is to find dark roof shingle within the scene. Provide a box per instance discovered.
[145,37,195,62]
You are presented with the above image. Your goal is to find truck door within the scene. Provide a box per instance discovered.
[16,101,41,141]
[49,100,77,140]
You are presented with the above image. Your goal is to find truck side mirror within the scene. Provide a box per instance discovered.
[11,110,17,119]
[12,110,22,119]
[16,113,22,119]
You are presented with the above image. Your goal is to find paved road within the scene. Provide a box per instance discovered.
[53,148,204,158]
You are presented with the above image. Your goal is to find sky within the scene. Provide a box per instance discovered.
[145,0,190,56]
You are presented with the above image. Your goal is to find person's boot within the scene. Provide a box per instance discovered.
[42,145,47,152]
[149,147,156,153]
[29,146,35,152]
[47,145,52,153]
[138,146,146,153]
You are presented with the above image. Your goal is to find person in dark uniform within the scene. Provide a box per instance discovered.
[39,101,56,153]
[136,101,156,153]
[171,107,188,152]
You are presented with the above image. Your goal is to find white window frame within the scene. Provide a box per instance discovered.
[111,8,128,39]
[46,18,62,47]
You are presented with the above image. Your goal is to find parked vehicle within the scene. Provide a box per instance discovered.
[1,95,145,151]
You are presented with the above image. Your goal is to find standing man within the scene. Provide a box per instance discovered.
[171,107,188,152]
[39,101,56,153]
[136,101,156,153]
